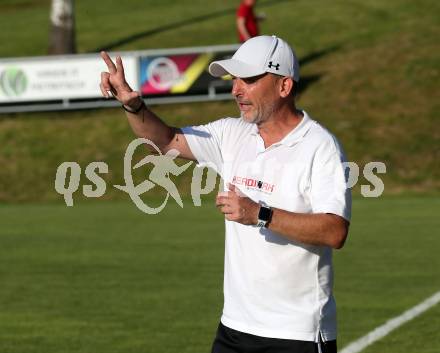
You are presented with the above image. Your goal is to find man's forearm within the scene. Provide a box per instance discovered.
[123,98,195,160]
[267,209,349,249]
[237,18,250,40]
[216,186,349,249]
[124,100,175,152]
[99,52,193,159]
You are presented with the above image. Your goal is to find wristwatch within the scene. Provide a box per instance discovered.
[256,204,273,228]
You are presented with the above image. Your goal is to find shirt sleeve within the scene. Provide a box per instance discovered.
[310,138,352,221]
[181,119,225,174]
[237,4,249,18]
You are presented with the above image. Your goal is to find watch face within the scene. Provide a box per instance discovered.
[258,206,272,222]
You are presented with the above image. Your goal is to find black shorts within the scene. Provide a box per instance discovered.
[211,322,337,353]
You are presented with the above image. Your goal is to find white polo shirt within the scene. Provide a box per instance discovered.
[182,111,351,342]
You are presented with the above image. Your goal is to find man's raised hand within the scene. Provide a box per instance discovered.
[100,51,141,108]
[216,183,259,225]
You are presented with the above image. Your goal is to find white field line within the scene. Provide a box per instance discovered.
[340,290,440,353]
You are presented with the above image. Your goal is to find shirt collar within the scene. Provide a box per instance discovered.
[250,110,313,147]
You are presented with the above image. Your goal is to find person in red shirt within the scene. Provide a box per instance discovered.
[236,0,264,43]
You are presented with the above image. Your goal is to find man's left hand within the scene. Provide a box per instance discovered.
[216,183,259,225]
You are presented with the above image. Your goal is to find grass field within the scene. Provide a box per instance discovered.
[0,0,439,352]
[0,196,439,352]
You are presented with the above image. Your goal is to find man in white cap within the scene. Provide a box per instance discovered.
[100,35,351,353]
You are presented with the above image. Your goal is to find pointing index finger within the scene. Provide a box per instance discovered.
[100,51,117,74]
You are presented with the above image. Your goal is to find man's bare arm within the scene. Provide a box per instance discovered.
[216,184,349,249]
[124,107,194,160]
[99,51,195,160]
[236,17,251,41]
[266,210,349,249]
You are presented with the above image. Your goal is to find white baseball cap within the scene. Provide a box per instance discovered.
[209,35,300,82]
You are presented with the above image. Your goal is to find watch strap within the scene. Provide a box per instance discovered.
[122,99,145,114]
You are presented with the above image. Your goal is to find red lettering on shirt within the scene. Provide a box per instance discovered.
[231,176,275,194]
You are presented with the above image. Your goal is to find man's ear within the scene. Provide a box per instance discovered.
[279,77,294,98]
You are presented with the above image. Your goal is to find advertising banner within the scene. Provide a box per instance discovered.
[139,50,236,97]
[0,44,239,113]
[0,55,137,102]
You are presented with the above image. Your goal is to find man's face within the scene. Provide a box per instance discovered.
[232,73,281,124]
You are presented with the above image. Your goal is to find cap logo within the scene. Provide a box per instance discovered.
[268,61,280,70]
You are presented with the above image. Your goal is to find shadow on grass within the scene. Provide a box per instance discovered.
[92,0,293,52]
[297,74,321,95]
[92,0,340,95]
[300,45,340,66]
[297,44,341,94]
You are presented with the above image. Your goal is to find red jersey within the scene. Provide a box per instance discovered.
[236,4,259,42]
